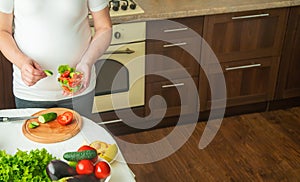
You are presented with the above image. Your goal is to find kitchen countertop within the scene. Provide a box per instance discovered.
[111,0,300,23]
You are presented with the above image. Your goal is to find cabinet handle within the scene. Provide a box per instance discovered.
[225,63,262,71]
[98,119,123,125]
[162,83,185,88]
[232,13,269,20]
[163,27,188,33]
[163,42,187,48]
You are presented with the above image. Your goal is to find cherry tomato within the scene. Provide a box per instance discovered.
[94,161,111,179]
[78,145,98,163]
[57,111,73,125]
[78,145,96,151]
[76,160,94,175]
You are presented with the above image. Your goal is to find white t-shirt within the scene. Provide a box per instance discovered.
[0,0,108,101]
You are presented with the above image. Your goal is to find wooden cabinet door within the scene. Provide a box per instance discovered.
[146,37,200,83]
[200,57,279,111]
[203,8,288,63]
[146,77,198,119]
[146,17,203,83]
[145,17,203,118]
[276,6,300,99]
[0,52,15,109]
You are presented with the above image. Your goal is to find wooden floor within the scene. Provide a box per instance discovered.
[117,107,300,182]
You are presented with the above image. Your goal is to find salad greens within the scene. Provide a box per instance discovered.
[0,148,56,182]
[58,65,75,74]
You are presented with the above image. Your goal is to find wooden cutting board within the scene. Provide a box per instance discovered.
[22,108,82,144]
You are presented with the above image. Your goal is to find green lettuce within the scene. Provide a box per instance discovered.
[57,65,75,74]
[0,148,56,182]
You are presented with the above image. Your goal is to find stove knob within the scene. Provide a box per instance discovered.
[114,32,121,39]
[112,5,119,11]
[112,1,120,11]
[129,3,136,10]
[121,4,128,10]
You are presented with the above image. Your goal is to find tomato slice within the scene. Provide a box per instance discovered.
[57,111,73,125]
[61,70,71,78]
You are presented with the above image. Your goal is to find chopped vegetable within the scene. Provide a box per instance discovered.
[0,148,56,182]
[57,111,73,126]
[58,65,75,74]
[57,65,83,94]
[38,112,57,123]
[29,121,40,129]
[44,70,53,76]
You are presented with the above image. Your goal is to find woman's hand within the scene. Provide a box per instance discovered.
[20,59,46,86]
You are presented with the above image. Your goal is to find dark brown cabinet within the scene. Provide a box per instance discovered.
[202,8,288,63]
[276,6,300,99]
[200,8,288,111]
[145,17,203,118]
[0,52,15,109]
[200,57,279,110]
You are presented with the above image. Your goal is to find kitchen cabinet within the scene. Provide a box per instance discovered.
[276,6,300,99]
[145,16,203,118]
[200,57,279,110]
[145,76,199,119]
[0,52,15,109]
[202,8,288,63]
[200,8,288,111]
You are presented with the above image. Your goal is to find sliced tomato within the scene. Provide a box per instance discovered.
[68,78,80,87]
[57,111,73,125]
[61,70,71,78]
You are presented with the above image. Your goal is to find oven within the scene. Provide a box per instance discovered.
[92,21,146,113]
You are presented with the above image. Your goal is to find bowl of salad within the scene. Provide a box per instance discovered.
[57,65,84,94]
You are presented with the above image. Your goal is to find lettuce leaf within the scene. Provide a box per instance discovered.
[0,148,56,182]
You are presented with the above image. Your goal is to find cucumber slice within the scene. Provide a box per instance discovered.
[38,112,57,123]
[29,121,40,129]
[44,70,53,76]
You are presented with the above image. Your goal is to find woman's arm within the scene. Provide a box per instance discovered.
[75,6,112,92]
[0,12,45,86]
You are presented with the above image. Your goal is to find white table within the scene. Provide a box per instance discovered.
[0,108,135,182]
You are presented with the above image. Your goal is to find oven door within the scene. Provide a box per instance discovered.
[92,41,145,113]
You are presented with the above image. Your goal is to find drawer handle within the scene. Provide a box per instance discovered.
[232,13,269,20]
[162,83,185,88]
[225,63,262,71]
[163,42,187,48]
[98,119,123,125]
[163,27,188,33]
